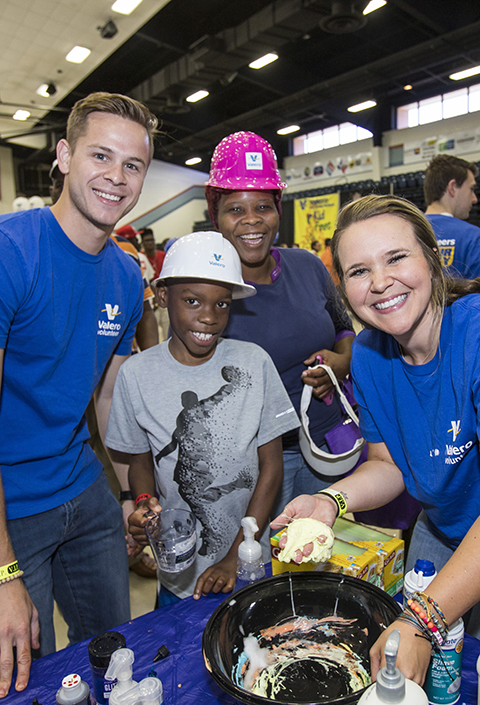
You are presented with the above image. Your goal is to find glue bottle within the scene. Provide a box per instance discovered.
[56,674,92,705]
[235,517,265,591]
[104,649,138,705]
[115,677,163,705]
[357,629,428,704]
[403,560,437,607]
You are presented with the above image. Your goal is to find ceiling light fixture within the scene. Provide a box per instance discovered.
[13,110,30,121]
[450,64,480,81]
[347,99,377,112]
[363,0,386,15]
[36,83,57,97]
[403,84,413,91]
[66,46,91,63]
[186,90,209,103]
[277,125,300,135]
[185,157,202,166]
[249,53,278,70]
[111,0,143,15]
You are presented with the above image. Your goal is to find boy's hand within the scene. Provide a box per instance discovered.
[127,497,162,548]
[193,554,237,600]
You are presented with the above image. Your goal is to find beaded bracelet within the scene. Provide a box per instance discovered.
[410,591,449,637]
[414,591,449,632]
[135,493,152,506]
[406,597,446,646]
[396,611,439,649]
[0,570,24,587]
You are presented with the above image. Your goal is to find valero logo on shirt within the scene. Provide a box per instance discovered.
[209,253,225,268]
[98,303,122,337]
[445,419,473,465]
[245,152,263,170]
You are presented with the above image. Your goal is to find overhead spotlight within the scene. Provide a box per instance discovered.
[249,53,278,70]
[277,125,300,135]
[363,0,386,15]
[111,0,143,14]
[66,46,91,63]
[98,20,118,39]
[450,64,480,81]
[186,90,209,103]
[185,157,202,166]
[36,83,57,97]
[347,99,377,112]
[403,84,413,91]
[13,110,30,121]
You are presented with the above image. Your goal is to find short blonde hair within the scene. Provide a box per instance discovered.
[66,92,158,159]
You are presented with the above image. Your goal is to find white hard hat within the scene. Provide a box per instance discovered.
[153,231,256,300]
[29,195,45,209]
[12,196,30,212]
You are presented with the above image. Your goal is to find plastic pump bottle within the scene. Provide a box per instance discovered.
[104,649,138,705]
[235,517,265,591]
[115,678,163,705]
[357,629,428,704]
[403,559,437,607]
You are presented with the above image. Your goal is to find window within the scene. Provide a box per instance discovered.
[293,122,373,154]
[397,82,480,128]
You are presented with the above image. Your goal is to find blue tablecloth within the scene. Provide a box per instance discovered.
[4,589,480,704]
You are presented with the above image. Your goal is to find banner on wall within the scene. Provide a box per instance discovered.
[294,193,339,249]
[391,127,480,167]
[286,151,373,185]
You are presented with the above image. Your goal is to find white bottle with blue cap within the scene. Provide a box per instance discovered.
[403,560,437,607]
[357,629,428,704]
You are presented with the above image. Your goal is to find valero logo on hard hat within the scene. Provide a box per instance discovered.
[246,152,263,170]
[210,253,225,268]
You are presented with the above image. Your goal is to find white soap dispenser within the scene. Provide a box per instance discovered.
[358,629,428,704]
[115,677,163,705]
[235,516,265,591]
[104,648,138,705]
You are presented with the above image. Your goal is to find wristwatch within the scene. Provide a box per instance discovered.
[118,490,134,503]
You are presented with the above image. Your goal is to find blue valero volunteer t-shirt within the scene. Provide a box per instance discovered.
[0,208,143,519]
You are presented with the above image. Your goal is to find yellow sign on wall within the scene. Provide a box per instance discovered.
[294,193,339,250]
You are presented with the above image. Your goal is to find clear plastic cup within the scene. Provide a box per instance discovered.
[145,509,197,573]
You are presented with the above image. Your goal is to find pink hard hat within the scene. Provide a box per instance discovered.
[205,131,287,190]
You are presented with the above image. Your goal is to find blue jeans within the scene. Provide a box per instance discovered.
[271,448,343,534]
[7,472,130,656]
[407,510,480,638]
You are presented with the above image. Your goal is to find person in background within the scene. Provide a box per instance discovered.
[0,92,157,695]
[425,154,480,278]
[205,131,355,520]
[272,194,480,683]
[140,227,165,281]
[105,232,299,605]
[138,228,169,341]
[320,238,340,286]
[311,240,322,255]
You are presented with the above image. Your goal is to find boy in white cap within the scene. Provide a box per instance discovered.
[105,231,299,604]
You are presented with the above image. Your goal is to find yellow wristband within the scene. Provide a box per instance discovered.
[315,489,347,518]
[0,561,20,581]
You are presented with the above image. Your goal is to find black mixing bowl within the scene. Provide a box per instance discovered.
[203,572,401,705]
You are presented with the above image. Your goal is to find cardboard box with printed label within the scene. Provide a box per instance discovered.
[332,517,404,596]
[271,530,382,586]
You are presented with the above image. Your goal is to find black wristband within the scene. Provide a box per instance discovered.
[118,490,134,503]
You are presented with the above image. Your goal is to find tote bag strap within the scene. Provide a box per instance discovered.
[299,363,364,476]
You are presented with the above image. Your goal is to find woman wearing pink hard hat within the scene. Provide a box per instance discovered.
[205,131,356,519]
